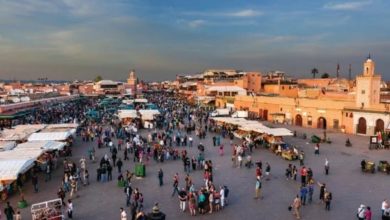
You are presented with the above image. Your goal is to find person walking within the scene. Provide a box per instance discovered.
[325,158,330,175]
[67,199,73,219]
[300,186,308,206]
[120,207,127,220]
[107,163,113,181]
[83,169,89,186]
[32,173,39,193]
[189,136,193,147]
[220,186,225,209]
[124,184,133,207]
[158,168,164,186]
[308,181,314,204]
[265,162,271,181]
[357,204,366,220]
[4,202,15,220]
[178,188,188,212]
[318,182,326,203]
[291,195,302,219]
[254,177,262,199]
[365,206,372,220]
[14,211,21,220]
[300,167,307,186]
[124,148,129,160]
[45,163,51,182]
[382,199,388,217]
[57,187,66,205]
[299,151,304,166]
[117,158,123,173]
[70,178,77,199]
[314,143,320,155]
[171,173,179,197]
[324,191,332,210]
[219,145,224,156]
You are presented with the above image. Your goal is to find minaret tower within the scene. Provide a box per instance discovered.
[127,69,138,95]
[355,55,381,108]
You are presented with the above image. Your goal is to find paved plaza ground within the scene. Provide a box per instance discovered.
[4,122,390,220]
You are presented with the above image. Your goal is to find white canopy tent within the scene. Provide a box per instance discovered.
[0,148,45,160]
[266,128,293,136]
[134,98,148,103]
[0,141,17,151]
[0,148,44,182]
[211,117,293,137]
[139,110,160,120]
[45,123,79,129]
[0,124,47,141]
[118,109,160,120]
[15,141,66,151]
[118,110,138,119]
[28,131,73,142]
[0,159,35,182]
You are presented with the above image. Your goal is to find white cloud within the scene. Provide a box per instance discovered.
[183,9,263,18]
[324,1,373,10]
[227,9,263,17]
[188,20,206,28]
[0,0,60,15]
[62,0,102,17]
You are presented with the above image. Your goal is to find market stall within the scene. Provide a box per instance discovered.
[118,109,160,127]
[0,148,44,200]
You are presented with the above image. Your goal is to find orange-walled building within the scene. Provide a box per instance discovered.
[234,57,390,135]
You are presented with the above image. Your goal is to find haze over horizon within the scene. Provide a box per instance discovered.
[0,0,389,81]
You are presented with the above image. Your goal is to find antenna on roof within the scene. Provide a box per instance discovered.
[348,64,352,81]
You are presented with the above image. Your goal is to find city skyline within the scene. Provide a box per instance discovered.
[0,0,390,81]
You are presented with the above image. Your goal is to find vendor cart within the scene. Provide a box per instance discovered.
[31,198,64,220]
[377,161,390,174]
[361,160,375,173]
[282,150,298,161]
[311,135,321,144]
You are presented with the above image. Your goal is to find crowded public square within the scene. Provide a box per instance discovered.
[1,91,390,220]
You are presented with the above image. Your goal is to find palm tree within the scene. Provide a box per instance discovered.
[311,68,319,78]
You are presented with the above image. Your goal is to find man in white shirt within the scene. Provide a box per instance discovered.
[220,186,225,208]
[189,136,193,147]
[324,158,329,175]
[120,207,127,220]
[357,204,365,220]
[382,199,388,216]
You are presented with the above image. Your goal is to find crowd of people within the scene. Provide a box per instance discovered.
[1,91,389,220]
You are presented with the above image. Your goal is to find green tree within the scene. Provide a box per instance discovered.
[311,68,319,78]
[321,73,330,78]
[94,75,103,82]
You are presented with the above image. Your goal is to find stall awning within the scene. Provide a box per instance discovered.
[28,131,72,141]
[45,123,79,129]
[0,141,16,151]
[0,124,47,141]
[118,109,160,120]
[266,128,293,136]
[118,110,139,119]
[15,141,66,151]
[211,117,293,136]
[0,159,35,182]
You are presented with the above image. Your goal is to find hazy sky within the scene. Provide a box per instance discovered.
[0,0,389,81]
